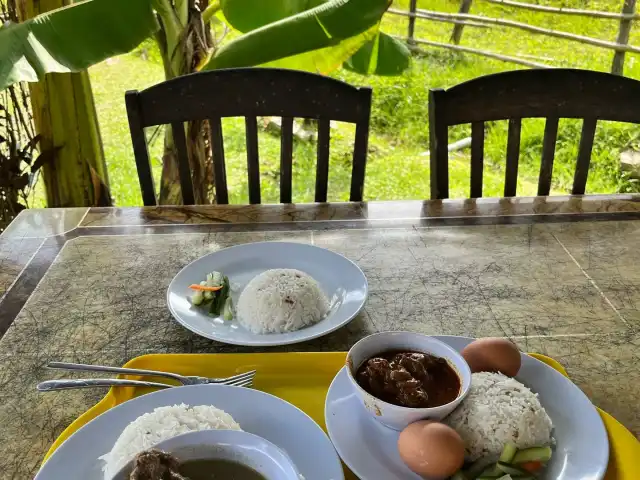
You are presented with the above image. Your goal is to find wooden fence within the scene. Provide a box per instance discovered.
[387,0,638,75]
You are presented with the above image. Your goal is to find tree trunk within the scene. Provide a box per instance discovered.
[159,119,212,205]
[19,0,112,207]
[157,0,215,205]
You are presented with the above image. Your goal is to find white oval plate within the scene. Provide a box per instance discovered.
[37,384,345,480]
[167,242,368,346]
[325,335,609,480]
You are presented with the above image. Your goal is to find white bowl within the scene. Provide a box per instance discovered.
[346,331,472,430]
[112,430,300,480]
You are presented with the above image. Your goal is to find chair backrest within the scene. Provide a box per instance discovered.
[125,68,372,206]
[428,68,640,199]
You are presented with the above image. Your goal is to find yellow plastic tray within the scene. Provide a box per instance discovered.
[44,352,639,479]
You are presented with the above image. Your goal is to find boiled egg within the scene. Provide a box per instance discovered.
[462,337,521,377]
[397,420,465,479]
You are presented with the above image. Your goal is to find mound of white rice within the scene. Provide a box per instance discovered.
[100,403,241,479]
[445,372,553,461]
[236,268,329,334]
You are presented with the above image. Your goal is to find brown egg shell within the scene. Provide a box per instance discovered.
[397,420,465,479]
[461,337,522,377]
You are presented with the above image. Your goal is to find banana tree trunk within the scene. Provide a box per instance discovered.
[19,0,111,207]
[159,119,212,205]
[157,0,214,205]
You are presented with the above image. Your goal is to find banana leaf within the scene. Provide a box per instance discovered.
[0,0,157,91]
[260,25,378,74]
[221,0,326,33]
[205,0,392,71]
[344,32,410,76]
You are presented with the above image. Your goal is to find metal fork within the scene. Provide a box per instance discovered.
[37,362,256,392]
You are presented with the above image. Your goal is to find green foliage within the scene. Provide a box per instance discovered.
[92,0,640,206]
[344,32,411,76]
[0,0,157,91]
[207,0,398,72]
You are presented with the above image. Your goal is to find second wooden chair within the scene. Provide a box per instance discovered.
[429,68,640,199]
[126,68,372,206]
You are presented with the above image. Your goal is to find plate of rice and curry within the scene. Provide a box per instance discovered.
[167,241,368,346]
[325,333,610,480]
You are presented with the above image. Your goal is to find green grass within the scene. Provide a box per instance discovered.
[87,0,640,206]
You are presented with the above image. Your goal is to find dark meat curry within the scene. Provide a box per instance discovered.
[355,351,460,408]
[128,449,265,480]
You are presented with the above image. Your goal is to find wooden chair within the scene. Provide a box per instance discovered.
[125,68,372,206]
[428,68,640,199]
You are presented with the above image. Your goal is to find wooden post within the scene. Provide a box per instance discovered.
[407,0,418,44]
[612,0,637,75]
[451,0,474,44]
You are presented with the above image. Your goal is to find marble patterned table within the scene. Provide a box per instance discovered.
[0,194,639,479]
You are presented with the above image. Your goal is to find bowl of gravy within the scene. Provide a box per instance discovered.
[113,429,300,480]
[346,331,471,430]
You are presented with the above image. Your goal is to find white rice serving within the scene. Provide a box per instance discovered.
[445,372,553,461]
[236,268,330,334]
[100,403,241,479]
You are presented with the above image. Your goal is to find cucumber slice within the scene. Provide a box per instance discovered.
[466,458,492,478]
[209,275,230,315]
[191,291,204,306]
[513,446,552,464]
[479,465,503,478]
[499,442,518,464]
[450,472,468,480]
[223,297,233,321]
[497,462,530,476]
[207,271,223,287]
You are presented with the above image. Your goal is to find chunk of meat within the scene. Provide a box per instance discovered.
[356,356,430,408]
[355,350,461,408]
[129,450,186,480]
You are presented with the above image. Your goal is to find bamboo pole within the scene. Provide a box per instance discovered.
[612,0,638,75]
[401,36,552,68]
[387,8,489,29]
[451,0,475,44]
[407,0,418,44]
[415,8,640,53]
[485,0,640,20]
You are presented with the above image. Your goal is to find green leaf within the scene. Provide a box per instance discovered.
[0,0,158,90]
[344,32,410,76]
[205,0,392,71]
[261,24,378,74]
[221,0,325,33]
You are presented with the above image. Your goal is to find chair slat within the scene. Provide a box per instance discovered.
[350,122,369,202]
[209,117,228,204]
[315,119,331,203]
[171,122,195,205]
[470,121,484,198]
[280,116,294,203]
[538,116,559,196]
[125,92,157,206]
[504,118,522,197]
[350,89,372,202]
[245,116,261,204]
[572,118,597,195]
[429,89,449,199]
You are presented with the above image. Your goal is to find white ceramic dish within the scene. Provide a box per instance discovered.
[326,335,609,480]
[346,332,471,430]
[167,241,368,346]
[112,430,300,480]
[36,384,344,480]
